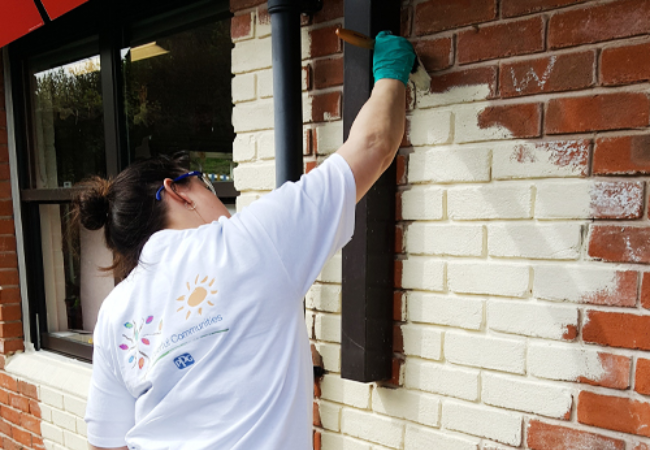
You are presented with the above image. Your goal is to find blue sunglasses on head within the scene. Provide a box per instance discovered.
[155,171,217,201]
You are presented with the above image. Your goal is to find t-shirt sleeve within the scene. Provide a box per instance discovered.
[236,154,356,297]
[85,309,136,448]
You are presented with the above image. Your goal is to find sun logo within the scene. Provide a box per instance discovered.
[176,275,218,320]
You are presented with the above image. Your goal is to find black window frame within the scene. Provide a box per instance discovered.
[8,0,235,361]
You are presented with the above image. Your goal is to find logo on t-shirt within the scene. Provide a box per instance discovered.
[175,275,218,320]
[174,353,195,369]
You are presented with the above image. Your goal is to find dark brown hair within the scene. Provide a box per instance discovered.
[72,153,191,279]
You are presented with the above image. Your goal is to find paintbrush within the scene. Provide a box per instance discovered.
[335,28,431,92]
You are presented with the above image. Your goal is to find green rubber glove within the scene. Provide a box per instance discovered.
[372,31,416,87]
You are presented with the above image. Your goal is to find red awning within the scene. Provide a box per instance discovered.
[0,0,88,49]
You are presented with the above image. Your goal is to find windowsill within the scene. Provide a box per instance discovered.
[4,350,93,400]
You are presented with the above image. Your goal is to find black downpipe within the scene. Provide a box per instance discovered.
[268,0,304,187]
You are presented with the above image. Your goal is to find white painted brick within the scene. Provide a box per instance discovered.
[408,147,490,183]
[315,121,344,155]
[445,331,525,374]
[404,359,479,401]
[232,37,272,73]
[401,257,445,292]
[317,252,342,283]
[372,387,440,427]
[257,69,273,99]
[233,133,257,162]
[301,27,311,60]
[448,185,532,220]
[488,223,583,260]
[407,292,483,330]
[315,313,341,343]
[305,313,314,338]
[528,342,610,384]
[235,193,262,212]
[482,372,572,419]
[256,11,271,38]
[51,408,76,432]
[319,400,341,432]
[41,387,64,409]
[41,422,64,444]
[401,186,444,221]
[316,342,340,373]
[306,284,341,313]
[232,73,256,103]
[417,83,493,109]
[233,162,275,191]
[402,324,443,361]
[482,443,519,450]
[341,408,404,449]
[76,417,87,437]
[406,224,484,257]
[488,300,578,340]
[320,374,371,409]
[455,104,516,144]
[257,131,275,160]
[534,265,636,305]
[302,93,313,124]
[442,401,522,446]
[64,430,87,450]
[408,109,453,147]
[492,140,589,180]
[232,12,255,41]
[232,98,274,132]
[40,404,53,422]
[43,439,59,450]
[63,396,86,418]
[321,430,372,450]
[448,262,530,298]
[404,424,480,450]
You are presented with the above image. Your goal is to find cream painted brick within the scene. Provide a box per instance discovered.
[233,133,257,162]
[41,422,64,444]
[482,372,572,419]
[372,387,440,427]
[232,98,274,133]
[232,38,272,73]
[257,131,275,160]
[321,431,372,450]
[407,292,483,330]
[406,223,483,257]
[402,324,443,361]
[41,404,53,422]
[408,147,491,183]
[63,396,86,418]
[232,12,255,41]
[448,185,532,220]
[401,257,445,292]
[417,83,493,109]
[341,408,404,449]
[442,401,522,446]
[528,342,611,384]
[404,424,480,450]
[41,387,64,409]
[306,284,341,313]
[317,252,342,283]
[305,313,314,338]
[233,162,275,191]
[43,439,63,450]
[51,408,76,432]
[302,93,313,124]
[404,359,479,401]
[64,430,87,450]
[488,223,583,260]
[445,331,525,374]
[315,313,341,343]
[232,73,256,103]
[408,109,453,147]
[76,417,87,437]
[534,265,635,305]
[492,140,589,180]
[319,400,341,432]
[401,186,444,221]
[256,12,271,38]
[316,342,340,373]
[320,374,371,409]
[301,27,311,60]
[257,69,273,99]
[315,121,343,155]
[455,104,516,144]
[488,300,578,340]
[482,443,518,450]
[236,193,262,212]
[448,262,530,298]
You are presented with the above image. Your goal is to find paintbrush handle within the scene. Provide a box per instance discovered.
[335,28,375,50]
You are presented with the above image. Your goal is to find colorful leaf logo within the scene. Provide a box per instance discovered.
[119,344,129,350]
[146,316,154,324]
[138,358,144,369]
[124,322,134,329]
[141,338,150,345]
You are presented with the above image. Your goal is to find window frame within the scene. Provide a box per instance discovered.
[8,0,234,361]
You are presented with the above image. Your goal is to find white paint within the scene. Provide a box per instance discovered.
[317,252,342,283]
[493,140,589,179]
[442,401,522,446]
[52,408,76,431]
[404,359,479,401]
[320,374,371,409]
[525,421,623,450]
[417,84,493,109]
[488,223,583,260]
[301,27,311,60]
[488,300,578,340]
[235,193,261,213]
[340,408,405,449]
[447,262,530,298]
[455,104,514,144]
[232,37,272,74]
[528,342,607,383]
[408,146,491,183]
[256,11,271,39]
[232,98,274,132]
[444,331,526,374]
[372,387,440,427]
[401,257,445,292]
[233,161,275,191]
[509,56,557,93]
[233,133,257,162]
[64,430,87,450]
[404,424,480,450]
[315,313,342,343]
[232,72,256,103]
[315,342,340,373]
[319,400,342,432]
[590,181,644,218]
[448,185,532,220]
[257,69,274,99]
[321,431,373,450]
[406,223,484,257]
[401,186,445,221]
[306,284,341,313]
[408,109,453,147]
[406,292,484,330]
[401,324,443,361]
[315,121,344,155]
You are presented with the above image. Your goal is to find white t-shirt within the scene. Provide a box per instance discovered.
[85,154,356,450]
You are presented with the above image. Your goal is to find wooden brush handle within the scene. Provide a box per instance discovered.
[335,28,375,50]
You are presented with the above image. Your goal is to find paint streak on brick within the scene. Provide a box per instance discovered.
[511,140,590,174]
[578,391,650,437]
[527,419,625,450]
[231,13,252,40]
[589,181,645,219]
[478,103,541,138]
[413,37,453,72]
[588,226,650,264]
[583,310,650,350]
[577,353,630,390]
[581,271,637,308]
[430,66,497,96]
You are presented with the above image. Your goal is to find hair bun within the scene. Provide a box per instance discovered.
[75,177,112,230]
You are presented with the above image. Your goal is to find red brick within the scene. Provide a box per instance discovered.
[527,419,625,450]
[590,181,645,219]
[230,13,252,40]
[0,111,5,129]
[0,182,11,200]
[549,0,650,49]
[583,310,650,350]
[0,220,14,235]
[312,57,343,89]
[643,273,650,309]
[395,225,403,254]
[229,0,264,12]
[313,0,342,24]
[0,417,10,436]
[0,254,17,271]
[478,103,541,138]
[393,291,403,322]
[314,430,321,450]
[0,270,19,286]
[396,154,407,186]
[7,394,27,413]
[636,358,650,395]
[414,0,496,35]
[305,161,316,174]
[310,25,342,58]
[311,91,341,122]
[578,353,631,390]
[401,5,412,38]
[28,400,39,419]
[32,436,44,450]
[395,192,402,222]
[0,145,8,163]
[635,443,650,450]
[0,133,6,147]
[0,288,20,304]
[602,42,650,86]
[594,134,650,175]
[313,380,321,398]
[0,305,20,322]
[502,0,587,18]
[313,402,321,427]
[21,413,42,434]
[0,200,13,216]
[0,322,22,339]
[0,388,7,405]
[458,16,544,64]
[11,426,30,447]
[578,390,650,437]
[394,260,402,289]
[388,357,403,386]
[17,383,36,401]
[546,93,650,134]
[0,340,24,355]
[500,51,595,98]
[0,374,16,392]
[393,324,403,353]
[0,406,20,425]
[413,37,453,73]
[430,66,497,98]
[3,437,21,450]
[589,225,650,264]
[0,238,16,254]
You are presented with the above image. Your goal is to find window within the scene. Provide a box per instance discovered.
[9,0,234,360]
